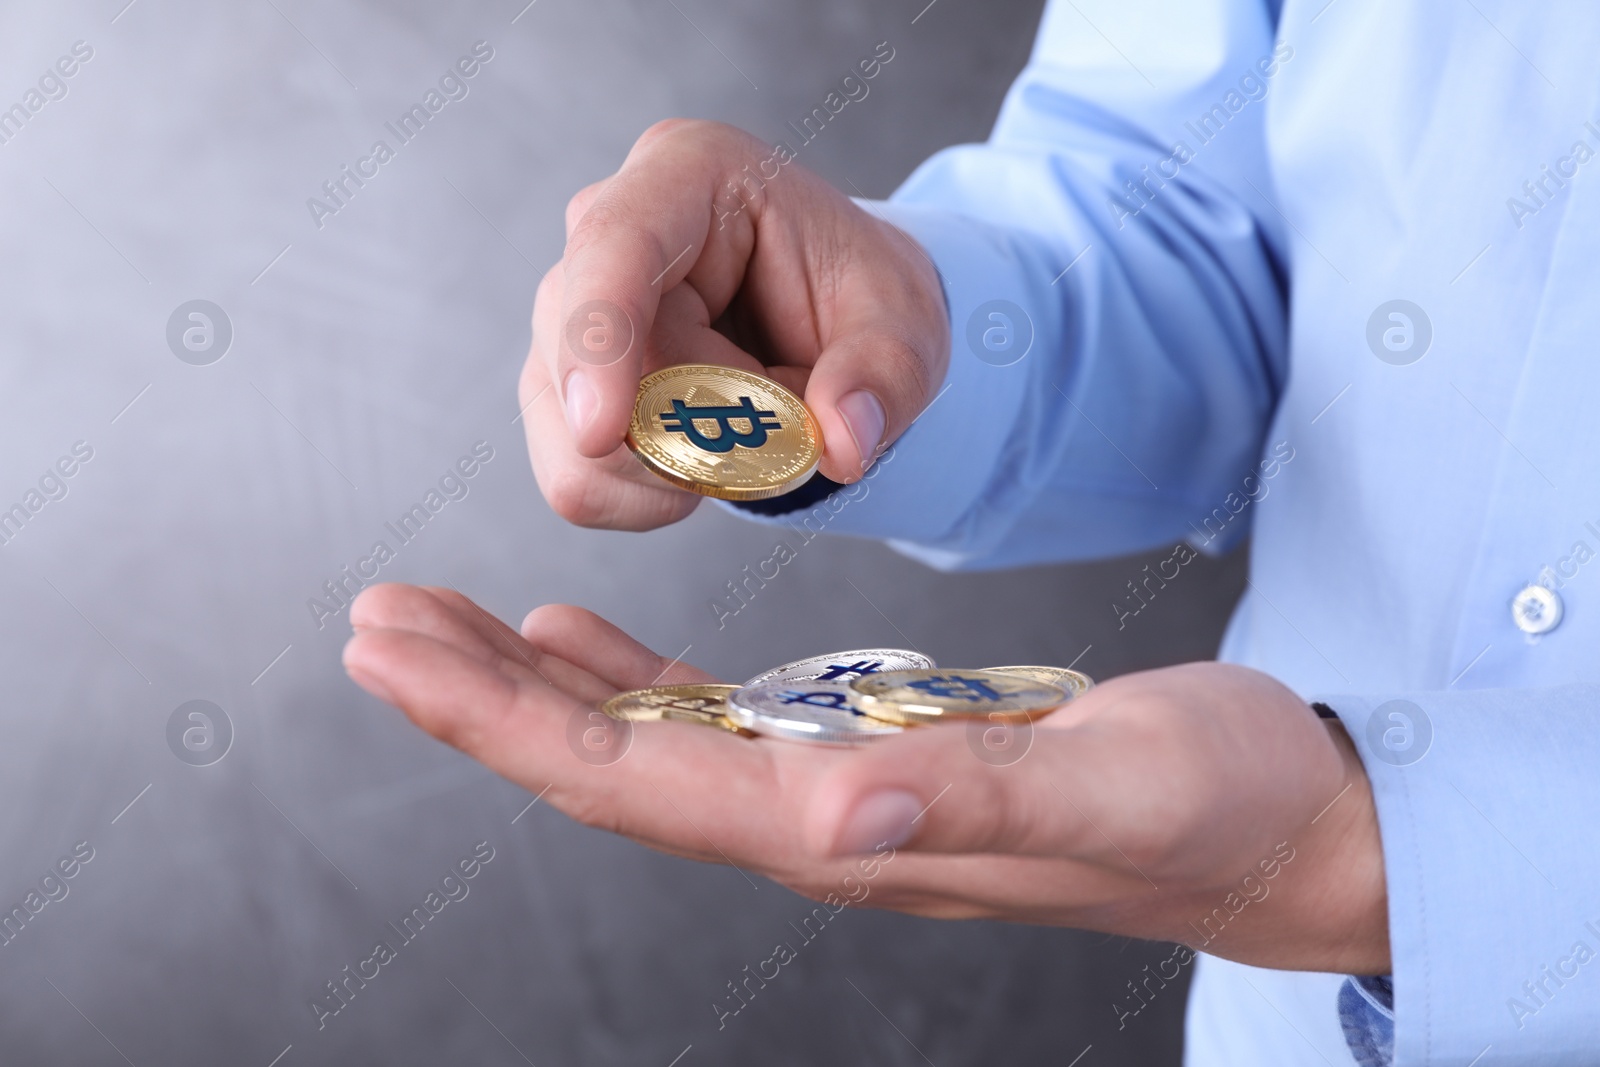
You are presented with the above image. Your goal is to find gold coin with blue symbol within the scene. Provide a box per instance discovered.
[851,669,1067,725]
[599,684,752,735]
[626,364,821,501]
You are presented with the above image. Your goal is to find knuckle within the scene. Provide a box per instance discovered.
[635,116,730,152]
[565,199,657,265]
[635,116,694,147]
[874,331,938,410]
[564,181,606,235]
[972,774,1039,852]
[533,267,562,310]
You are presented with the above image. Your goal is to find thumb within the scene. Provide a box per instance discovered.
[803,274,948,482]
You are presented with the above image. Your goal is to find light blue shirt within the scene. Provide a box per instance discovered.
[727,1,1600,1063]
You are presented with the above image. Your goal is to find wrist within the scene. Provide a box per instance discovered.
[1276,722,1391,973]
[1153,719,1391,974]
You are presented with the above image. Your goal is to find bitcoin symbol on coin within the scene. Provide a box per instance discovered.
[665,697,720,714]
[659,397,781,453]
[777,689,856,711]
[907,675,1005,702]
[814,660,884,681]
[628,365,820,501]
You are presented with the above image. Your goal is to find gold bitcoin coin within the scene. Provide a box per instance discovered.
[982,666,1094,698]
[626,364,821,501]
[599,684,753,736]
[662,697,756,736]
[851,669,1067,725]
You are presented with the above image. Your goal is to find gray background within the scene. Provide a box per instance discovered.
[0,1,1246,1063]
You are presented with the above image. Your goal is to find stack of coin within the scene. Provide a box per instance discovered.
[596,649,1095,747]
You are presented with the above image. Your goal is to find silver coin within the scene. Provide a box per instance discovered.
[741,648,934,687]
[726,680,905,746]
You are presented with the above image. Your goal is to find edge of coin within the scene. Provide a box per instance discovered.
[982,665,1095,697]
[599,691,659,722]
[851,674,1067,726]
[622,438,817,501]
[660,704,757,737]
[728,712,898,747]
[599,684,742,722]
[740,648,937,687]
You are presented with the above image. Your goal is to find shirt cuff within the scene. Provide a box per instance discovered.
[1338,975,1395,1067]
[1319,684,1600,1065]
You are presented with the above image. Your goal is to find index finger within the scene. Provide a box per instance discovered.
[556,120,754,458]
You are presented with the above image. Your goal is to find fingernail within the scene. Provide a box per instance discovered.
[346,666,398,706]
[563,371,599,437]
[833,789,922,856]
[837,390,886,471]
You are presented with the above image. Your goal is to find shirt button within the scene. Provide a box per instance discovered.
[1511,584,1563,635]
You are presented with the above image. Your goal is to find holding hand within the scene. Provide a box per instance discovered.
[521,120,949,530]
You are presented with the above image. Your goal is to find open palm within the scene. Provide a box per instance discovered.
[343,583,1388,974]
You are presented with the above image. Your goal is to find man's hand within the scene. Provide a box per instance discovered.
[521,119,949,530]
[342,583,1389,974]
